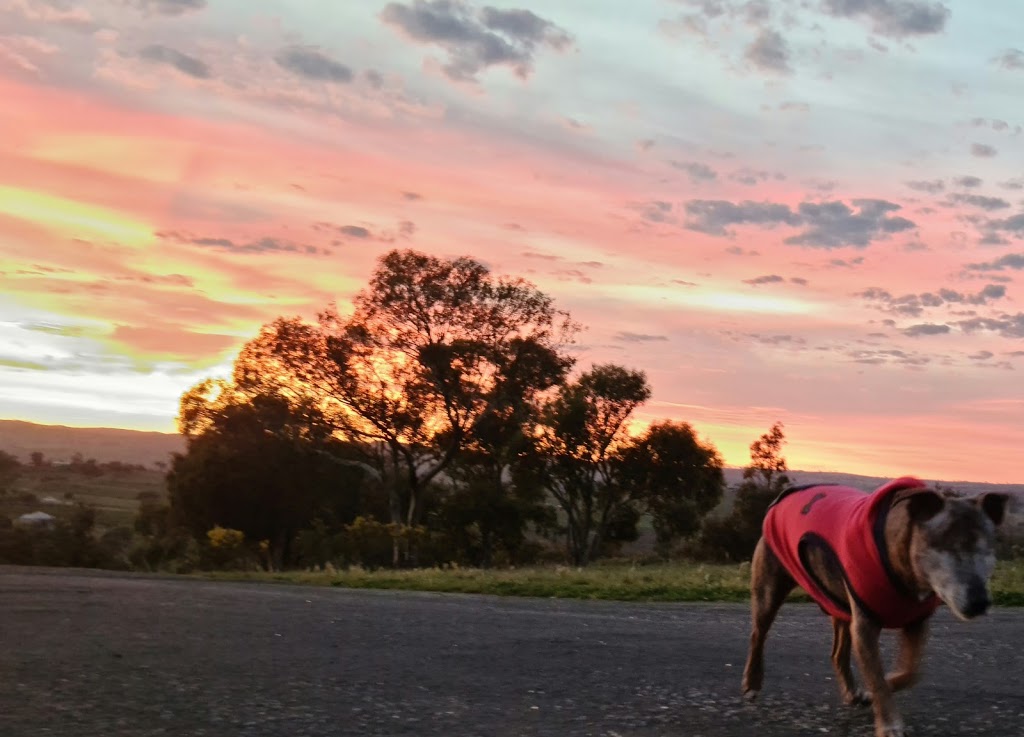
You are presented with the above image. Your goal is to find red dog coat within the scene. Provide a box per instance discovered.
[762,476,940,628]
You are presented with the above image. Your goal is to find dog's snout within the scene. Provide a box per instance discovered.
[963,579,991,618]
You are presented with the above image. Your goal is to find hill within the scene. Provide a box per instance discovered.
[721,467,1024,498]
[0,420,184,469]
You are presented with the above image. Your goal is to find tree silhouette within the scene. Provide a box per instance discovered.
[431,401,554,567]
[170,386,380,568]
[0,450,21,494]
[691,422,790,562]
[239,249,577,564]
[538,364,652,566]
[615,420,725,554]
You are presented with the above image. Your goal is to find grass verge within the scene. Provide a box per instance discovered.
[199,559,1024,605]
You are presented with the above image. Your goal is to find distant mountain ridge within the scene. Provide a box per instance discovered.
[721,467,1024,498]
[2,419,1022,499]
[0,420,184,468]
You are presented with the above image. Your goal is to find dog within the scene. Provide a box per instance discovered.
[741,476,1008,737]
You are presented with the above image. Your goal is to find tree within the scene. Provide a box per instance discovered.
[742,421,790,494]
[0,450,21,494]
[30,451,45,468]
[169,385,382,569]
[241,249,577,564]
[538,364,652,566]
[431,405,554,567]
[691,422,790,562]
[615,421,725,554]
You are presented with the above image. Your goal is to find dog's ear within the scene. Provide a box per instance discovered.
[907,490,944,523]
[977,493,1010,527]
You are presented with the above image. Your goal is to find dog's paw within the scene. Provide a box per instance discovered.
[742,688,759,702]
[844,688,872,707]
[877,720,905,737]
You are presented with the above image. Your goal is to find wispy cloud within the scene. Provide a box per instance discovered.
[380,0,572,82]
[684,198,914,248]
[275,46,353,84]
[614,331,669,343]
[127,0,208,16]
[139,45,211,79]
[993,48,1024,70]
[947,193,1010,210]
[670,160,717,181]
[906,179,944,194]
[966,253,1024,272]
[821,0,951,38]
[858,284,1006,317]
[745,29,790,73]
[903,323,951,337]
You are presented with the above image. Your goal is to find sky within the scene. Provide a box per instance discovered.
[1,0,1024,482]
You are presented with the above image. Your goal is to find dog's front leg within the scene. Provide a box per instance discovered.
[887,618,928,692]
[830,617,870,705]
[850,606,903,737]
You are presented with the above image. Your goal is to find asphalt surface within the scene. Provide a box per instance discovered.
[2,568,1024,737]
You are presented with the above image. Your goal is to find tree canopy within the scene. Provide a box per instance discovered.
[616,420,725,551]
[538,364,652,565]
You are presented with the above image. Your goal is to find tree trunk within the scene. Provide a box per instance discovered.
[388,448,403,568]
[564,502,580,565]
[568,509,592,567]
[271,530,287,572]
[481,528,493,569]
[586,524,603,565]
[406,482,418,527]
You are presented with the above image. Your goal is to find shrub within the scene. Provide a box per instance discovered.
[204,526,251,570]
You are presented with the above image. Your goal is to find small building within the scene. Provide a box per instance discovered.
[15,511,57,529]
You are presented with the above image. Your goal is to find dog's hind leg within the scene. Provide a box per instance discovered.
[886,617,928,693]
[831,617,871,706]
[741,537,795,701]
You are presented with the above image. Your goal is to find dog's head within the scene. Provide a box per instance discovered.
[907,491,1009,620]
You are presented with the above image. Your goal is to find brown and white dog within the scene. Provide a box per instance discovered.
[741,477,1009,737]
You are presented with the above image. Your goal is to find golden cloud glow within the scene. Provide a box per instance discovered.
[28,134,193,184]
[620,284,819,315]
[0,186,153,245]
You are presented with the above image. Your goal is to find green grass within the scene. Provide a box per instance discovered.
[203,562,794,603]
[198,559,1024,606]
[991,561,1024,606]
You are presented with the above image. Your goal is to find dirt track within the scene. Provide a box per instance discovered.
[2,567,1023,736]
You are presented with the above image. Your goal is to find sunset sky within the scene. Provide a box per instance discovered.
[2,0,1024,482]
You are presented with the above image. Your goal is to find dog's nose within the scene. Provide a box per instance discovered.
[963,596,990,618]
[963,581,991,618]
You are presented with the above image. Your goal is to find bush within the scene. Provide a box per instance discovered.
[99,526,135,570]
[204,526,252,570]
[685,483,780,563]
[128,530,196,573]
[997,530,1024,560]
[295,519,345,571]
[0,505,116,569]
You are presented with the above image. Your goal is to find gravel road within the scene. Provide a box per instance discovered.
[2,567,1023,736]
